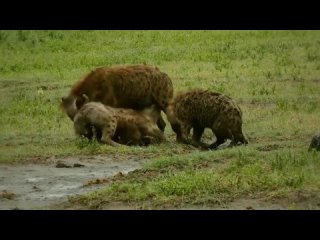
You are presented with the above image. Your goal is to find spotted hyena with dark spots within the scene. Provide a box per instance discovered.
[72,95,165,147]
[166,89,248,149]
[60,64,174,132]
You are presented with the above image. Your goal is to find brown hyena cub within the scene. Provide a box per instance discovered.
[60,64,174,132]
[72,95,165,147]
[167,89,248,149]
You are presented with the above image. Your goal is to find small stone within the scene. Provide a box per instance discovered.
[32,186,41,191]
[55,162,71,168]
[73,163,85,168]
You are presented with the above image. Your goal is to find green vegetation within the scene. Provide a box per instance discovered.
[1,30,319,208]
[71,147,320,209]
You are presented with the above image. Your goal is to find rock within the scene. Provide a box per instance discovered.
[55,161,72,168]
[32,186,42,191]
[309,134,320,151]
[55,161,85,168]
[73,163,85,168]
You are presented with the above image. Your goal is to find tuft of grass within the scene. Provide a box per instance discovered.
[71,148,319,209]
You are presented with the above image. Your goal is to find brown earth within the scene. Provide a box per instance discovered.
[0,154,148,210]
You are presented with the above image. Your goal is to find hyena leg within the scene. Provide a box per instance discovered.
[79,125,94,140]
[208,117,232,149]
[156,115,166,132]
[191,126,208,148]
[209,125,232,149]
[230,126,248,146]
[74,118,93,140]
[177,124,192,144]
[100,125,122,147]
[94,127,103,142]
[85,125,101,141]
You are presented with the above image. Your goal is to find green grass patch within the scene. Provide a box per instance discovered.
[71,148,320,209]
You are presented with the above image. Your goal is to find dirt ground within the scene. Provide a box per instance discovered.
[0,154,147,210]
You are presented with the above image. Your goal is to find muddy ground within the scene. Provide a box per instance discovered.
[0,154,147,210]
[1,153,319,210]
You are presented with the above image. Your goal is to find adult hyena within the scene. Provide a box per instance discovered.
[60,64,174,132]
[167,89,248,149]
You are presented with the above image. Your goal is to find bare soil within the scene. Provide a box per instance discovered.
[0,154,147,210]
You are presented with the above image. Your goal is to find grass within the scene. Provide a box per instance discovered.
[1,30,320,208]
[71,147,320,209]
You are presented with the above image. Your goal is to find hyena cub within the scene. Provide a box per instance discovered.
[167,89,248,149]
[71,95,165,146]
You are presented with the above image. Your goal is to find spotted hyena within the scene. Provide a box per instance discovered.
[166,89,248,149]
[72,95,165,147]
[60,64,173,132]
[309,134,320,151]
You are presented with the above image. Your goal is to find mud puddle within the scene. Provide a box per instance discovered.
[0,154,147,210]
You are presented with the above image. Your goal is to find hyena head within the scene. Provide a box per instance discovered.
[61,95,77,121]
[60,94,90,121]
